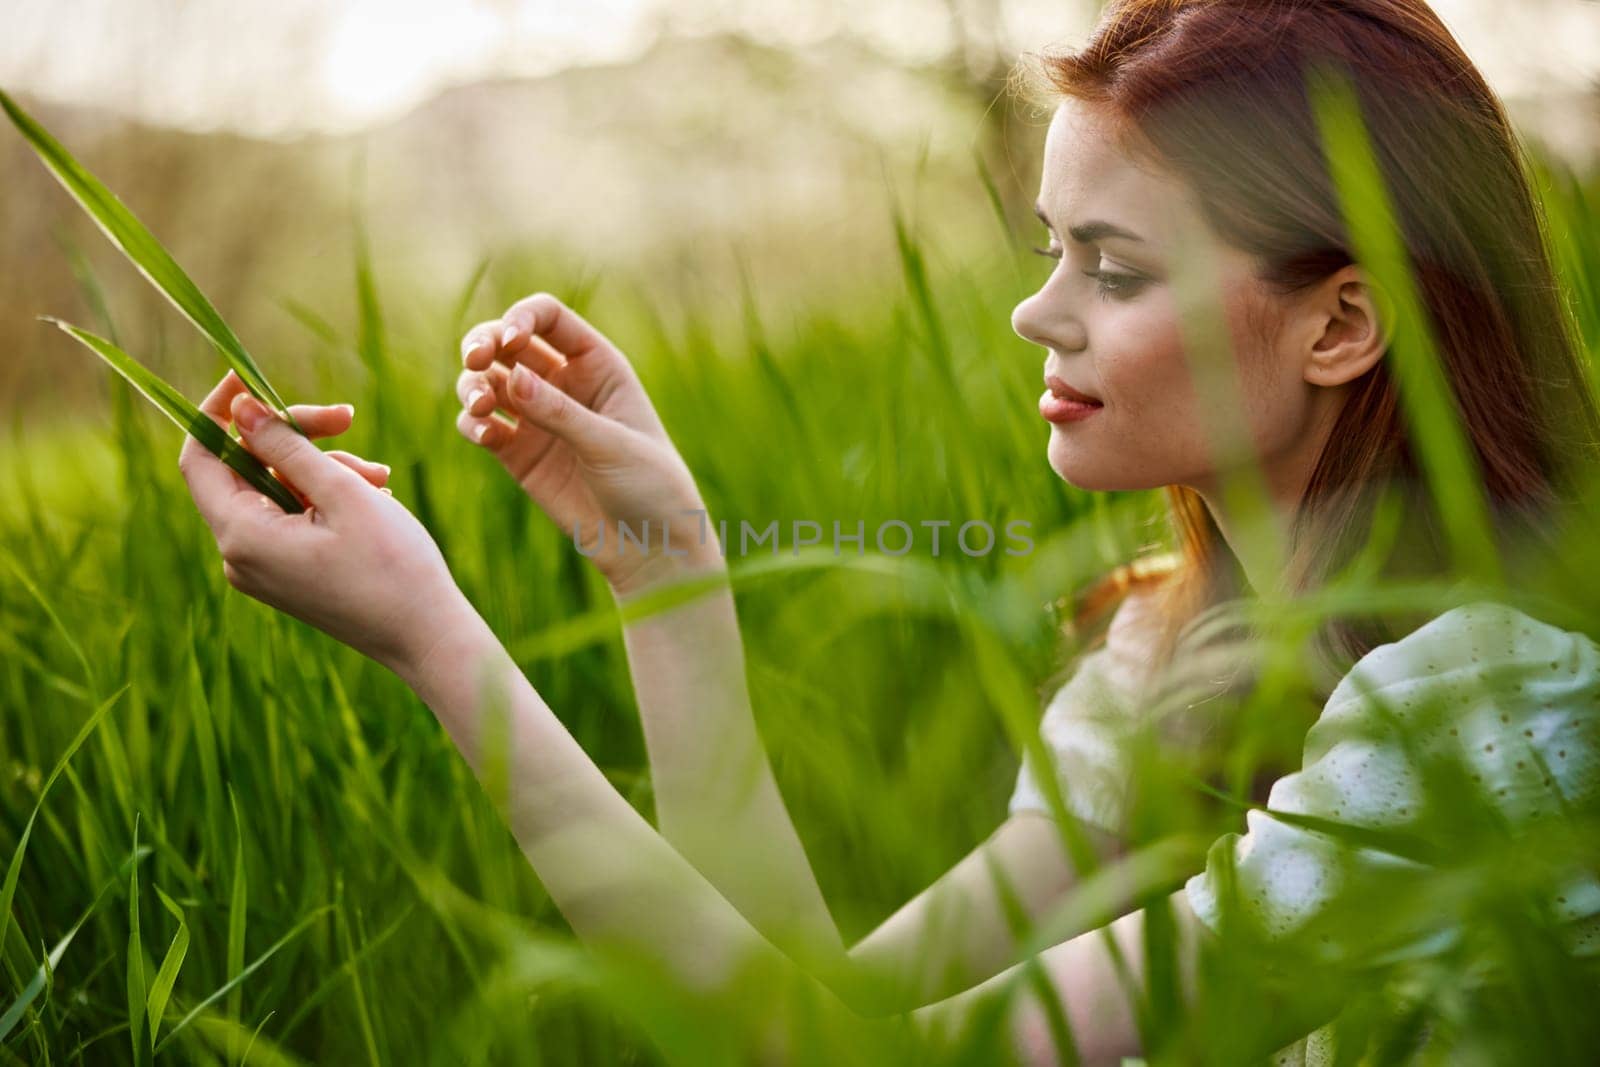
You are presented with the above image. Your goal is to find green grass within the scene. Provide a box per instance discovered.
[4,121,1600,1064]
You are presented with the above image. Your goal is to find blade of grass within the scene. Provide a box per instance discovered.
[146,886,190,1039]
[448,256,493,336]
[275,904,414,1043]
[0,687,128,973]
[127,818,150,1067]
[334,903,382,1067]
[0,89,299,430]
[353,215,386,380]
[0,546,99,697]
[0,844,151,1044]
[41,318,304,514]
[226,789,248,1031]
[188,1010,308,1067]
[154,906,331,1055]
[278,298,340,347]
[1306,63,1501,585]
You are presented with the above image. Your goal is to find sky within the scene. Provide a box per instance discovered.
[3,0,1599,138]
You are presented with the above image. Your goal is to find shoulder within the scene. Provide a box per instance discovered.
[1012,571,1177,832]
[1102,574,1170,674]
[1185,599,1600,954]
[1304,599,1600,771]
[1040,570,1171,719]
[1035,554,1179,716]
[1323,599,1600,712]
[1302,598,1600,819]
[1067,551,1181,639]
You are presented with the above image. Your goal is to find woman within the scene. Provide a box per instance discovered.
[178,0,1600,1062]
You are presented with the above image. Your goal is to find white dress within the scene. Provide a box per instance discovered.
[1007,578,1172,830]
[1008,594,1600,1061]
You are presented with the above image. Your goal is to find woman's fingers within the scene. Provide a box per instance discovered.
[500,292,617,366]
[457,360,624,460]
[326,450,391,488]
[461,317,566,376]
[462,319,501,372]
[286,402,356,439]
[456,364,512,418]
[521,333,566,376]
[230,393,368,512]
[455,409,511,450]
[502,363,623,462]
[179,371,253,525]
[462,292,608,372]
[181,373,376,531]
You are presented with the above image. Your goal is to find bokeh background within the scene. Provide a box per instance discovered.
[6,0,1600,426]
[5,2,1600,1064]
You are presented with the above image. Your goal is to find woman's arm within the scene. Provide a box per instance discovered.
[393,597,844,993]
[400,597,1137,1024]
[614,571,846,967]
[616,570,1123,1011]
[175,372,1166,1058]
[913,897,1181,1067]
[177,373,833,1000]
[454,294,1122,1005]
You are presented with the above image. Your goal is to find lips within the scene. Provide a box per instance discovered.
[1044,375,1102,406]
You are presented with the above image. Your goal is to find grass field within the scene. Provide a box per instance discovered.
[3,131,1600,1063]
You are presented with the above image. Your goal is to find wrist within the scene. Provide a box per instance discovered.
[385,593,494,692]
[609,548,728,603]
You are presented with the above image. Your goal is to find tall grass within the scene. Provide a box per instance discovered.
[3,99,1600,1065]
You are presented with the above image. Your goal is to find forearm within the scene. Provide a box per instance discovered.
[614,567,846,966]
[392,602,780,985]
[847,813,1099,1012]
[390,601,885,1032]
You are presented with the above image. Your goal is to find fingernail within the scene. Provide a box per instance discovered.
[376,462,391,476]
[501,325,520,347]
[511,364,535,401]
[474,423,489,443]
[462,338,484,361]
[234,395,268,432]
[468,387,489,409]
[339,403,355,416]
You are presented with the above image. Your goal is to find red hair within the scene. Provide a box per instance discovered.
[1029,0,1600,680]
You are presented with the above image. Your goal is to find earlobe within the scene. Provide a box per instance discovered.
[1302,268,1390,388]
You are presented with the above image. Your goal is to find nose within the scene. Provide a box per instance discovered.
[1011,285,1087,353]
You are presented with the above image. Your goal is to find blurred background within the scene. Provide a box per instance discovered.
[6,2,1600,1063]
[5,0,1600,423]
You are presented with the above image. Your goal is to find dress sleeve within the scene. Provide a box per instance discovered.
[1008,584,1165,833]
[1184,600,1600,962]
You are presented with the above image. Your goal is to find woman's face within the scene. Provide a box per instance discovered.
[1012,100,1329,498]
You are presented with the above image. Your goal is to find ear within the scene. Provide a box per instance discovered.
[1297,264,1391,388]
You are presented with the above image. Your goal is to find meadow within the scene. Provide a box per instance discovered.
[3,102,1600,1064]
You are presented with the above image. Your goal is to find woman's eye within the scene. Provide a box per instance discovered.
[1083,268,1149,301]
[1030,243,1148,300]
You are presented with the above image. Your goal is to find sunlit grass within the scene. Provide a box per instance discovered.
[3,82,1600,1065]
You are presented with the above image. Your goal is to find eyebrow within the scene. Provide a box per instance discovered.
[1033,202,1145,244]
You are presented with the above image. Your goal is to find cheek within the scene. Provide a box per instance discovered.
[1045,304,1207,491]
[1099,300,1203,429]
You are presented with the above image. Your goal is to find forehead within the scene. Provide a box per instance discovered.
[1038,100,1195,244]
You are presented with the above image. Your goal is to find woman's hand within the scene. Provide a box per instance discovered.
[178,371,473,673]
[455,292,722,598]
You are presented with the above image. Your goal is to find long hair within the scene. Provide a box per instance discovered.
[1025,0,1600,690]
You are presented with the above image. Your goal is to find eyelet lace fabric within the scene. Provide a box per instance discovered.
[1184,600,1600,957]
[1009,597,1600,1062]
[1007,581,1165,830]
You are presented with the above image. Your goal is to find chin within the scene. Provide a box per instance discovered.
[1047,433,1115,491]
[1045,431,1156,493]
